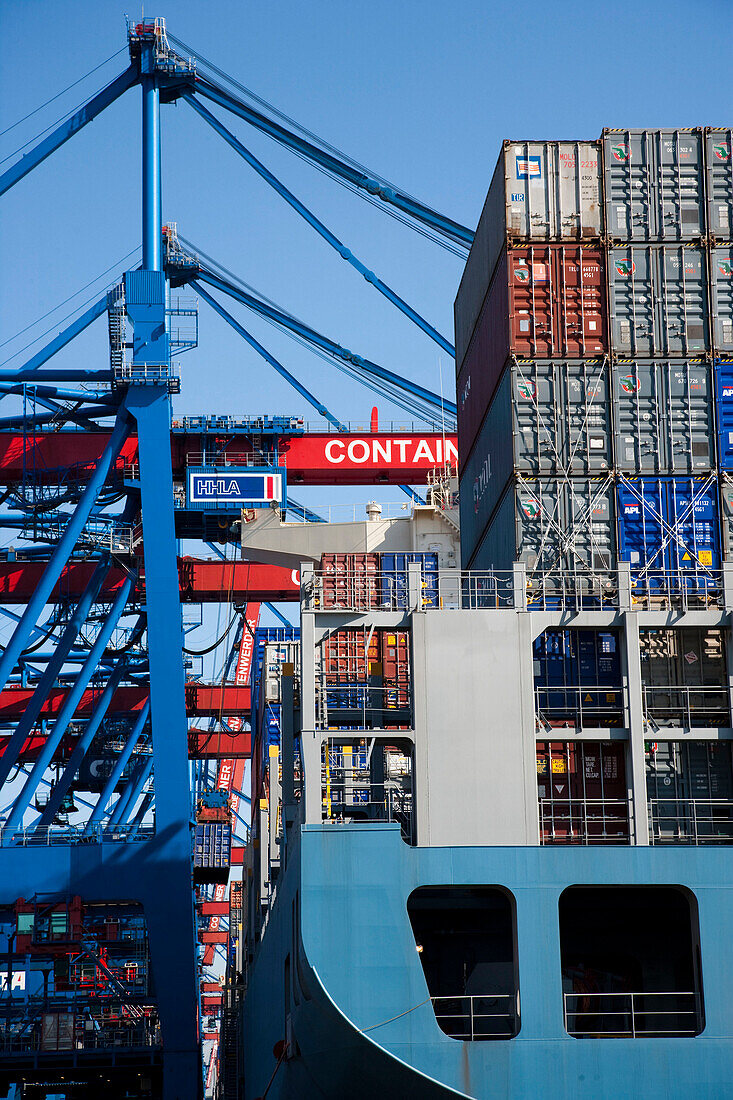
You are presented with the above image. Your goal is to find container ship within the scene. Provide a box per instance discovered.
[232,130,733,1099]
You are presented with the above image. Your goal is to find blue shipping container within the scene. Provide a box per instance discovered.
[379,553,439,609]
[715,360,733,469]
[251,626,300,729]
[193,823,232,881]
[534,630,622,722]
[616,476,720,593]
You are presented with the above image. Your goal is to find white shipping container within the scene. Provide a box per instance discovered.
[455,140,603,366]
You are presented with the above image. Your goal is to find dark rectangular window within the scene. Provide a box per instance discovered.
[407,886,519,1040]
[560,886,704,1038]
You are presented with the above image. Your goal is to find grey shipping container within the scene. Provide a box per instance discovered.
[608,245,709,355]
[710,245,733,353]
[454,140,602,365]
[612,359,714,472]
[459,359,611,558]
[706,128,733,240]
[603,128,705,241]
[466,475,615,580]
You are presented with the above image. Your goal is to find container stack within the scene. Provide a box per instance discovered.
[456,129,733,597]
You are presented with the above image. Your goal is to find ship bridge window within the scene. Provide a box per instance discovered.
[407,886,519,1040]
[559,886,704,1038]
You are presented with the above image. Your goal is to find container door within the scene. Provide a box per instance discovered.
[513,360,558,472]
[616,477,666,592]
[666,361,713,472]
[706,129,733,240]
[554,247,607,357]
[566,478,615,576]
[604,131,653,240]
[710,247,733,354]
[509,247,554,358]
[561,359,610,474]
[666,477,720,591]
[657,130,705,240]
[655,246,708,356]
[613,361,663,471]
[609,247,654,355]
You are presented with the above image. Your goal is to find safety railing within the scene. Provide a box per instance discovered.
[0,824,156,847]
[430,994,518,1040]
[526,570,619,611]
[316,682,411,729]
[538,799,631,844]
[307,568,515,612]
[172,415,304,433]
[629,570,724,611]
[302,419,455,434]
[184,451,279,467]
[642,685,731,728]
[322,773,414,844]
[535,684,626,730]
[0,1017,161,1054]
[648,798,733,844]
[563,991,702,1038]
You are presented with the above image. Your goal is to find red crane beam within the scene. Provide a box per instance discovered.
[0,683,250,721]
[0,430,457,486]
[187,728,251,759]
[0,558,299,603]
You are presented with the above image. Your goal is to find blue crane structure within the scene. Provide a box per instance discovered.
[0,17,468,1099]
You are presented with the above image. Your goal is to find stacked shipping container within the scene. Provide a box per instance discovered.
[457,129,733,593]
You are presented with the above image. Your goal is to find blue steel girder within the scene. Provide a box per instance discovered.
[184,94,455,357]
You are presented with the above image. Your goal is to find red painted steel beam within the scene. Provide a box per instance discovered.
[188,728,251,760]
[0,683,250,721]
[202,945,215,966]
[0,558,299,603]
[0,431,458,485]
[201,980,223,992]
[230,846,245,866]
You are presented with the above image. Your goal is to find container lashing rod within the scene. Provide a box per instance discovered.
[184,95,455,357]
[194,267,457,415]
[194,282,348,431]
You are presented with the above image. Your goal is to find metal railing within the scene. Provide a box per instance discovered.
[526,570,620,611]
[0,824,156,847]
[629,570,724,611]
[430,994,518,1040]
[308,568,515,612]
[642,685,731,728]
[317,682,411,729]
[0,1019,161,1054]
[539,799,631,844]
[184,452,279,467]
[563,991,702,1037]
[648,798,733,844]
[535,684,626,729]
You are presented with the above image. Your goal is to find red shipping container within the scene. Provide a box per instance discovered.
[320,553,380,609]
[323,628,380,683]
[536,741,628,844]
[457,244,607,468]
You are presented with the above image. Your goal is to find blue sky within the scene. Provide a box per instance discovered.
[1,0,728,434]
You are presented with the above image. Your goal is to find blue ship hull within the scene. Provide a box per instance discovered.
[242,823,733,1098]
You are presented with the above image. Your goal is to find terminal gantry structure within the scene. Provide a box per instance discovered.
[0,18,466,1099]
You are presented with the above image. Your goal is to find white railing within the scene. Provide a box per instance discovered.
[563,990,702,1037]
[185,452,279,468]
[642,685,730,728]
[307,568,514,612]
[526,570,620,611]
[430,994,518,1040]
[539,798,631,844]
[629,570,724,610]
[648,798,733,844]
[317,683,411,729]
[535,684,626,729]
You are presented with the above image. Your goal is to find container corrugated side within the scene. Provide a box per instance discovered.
[608,245,709,355]
[710,245,733,354]
[379,552,439,608]
[454,140,602,366]
[706,128,733,240]
[459,360,611,559]
[466,475,616,579]
[612,359,714,472]
[603,128,705,241]
[616,475,720,594]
